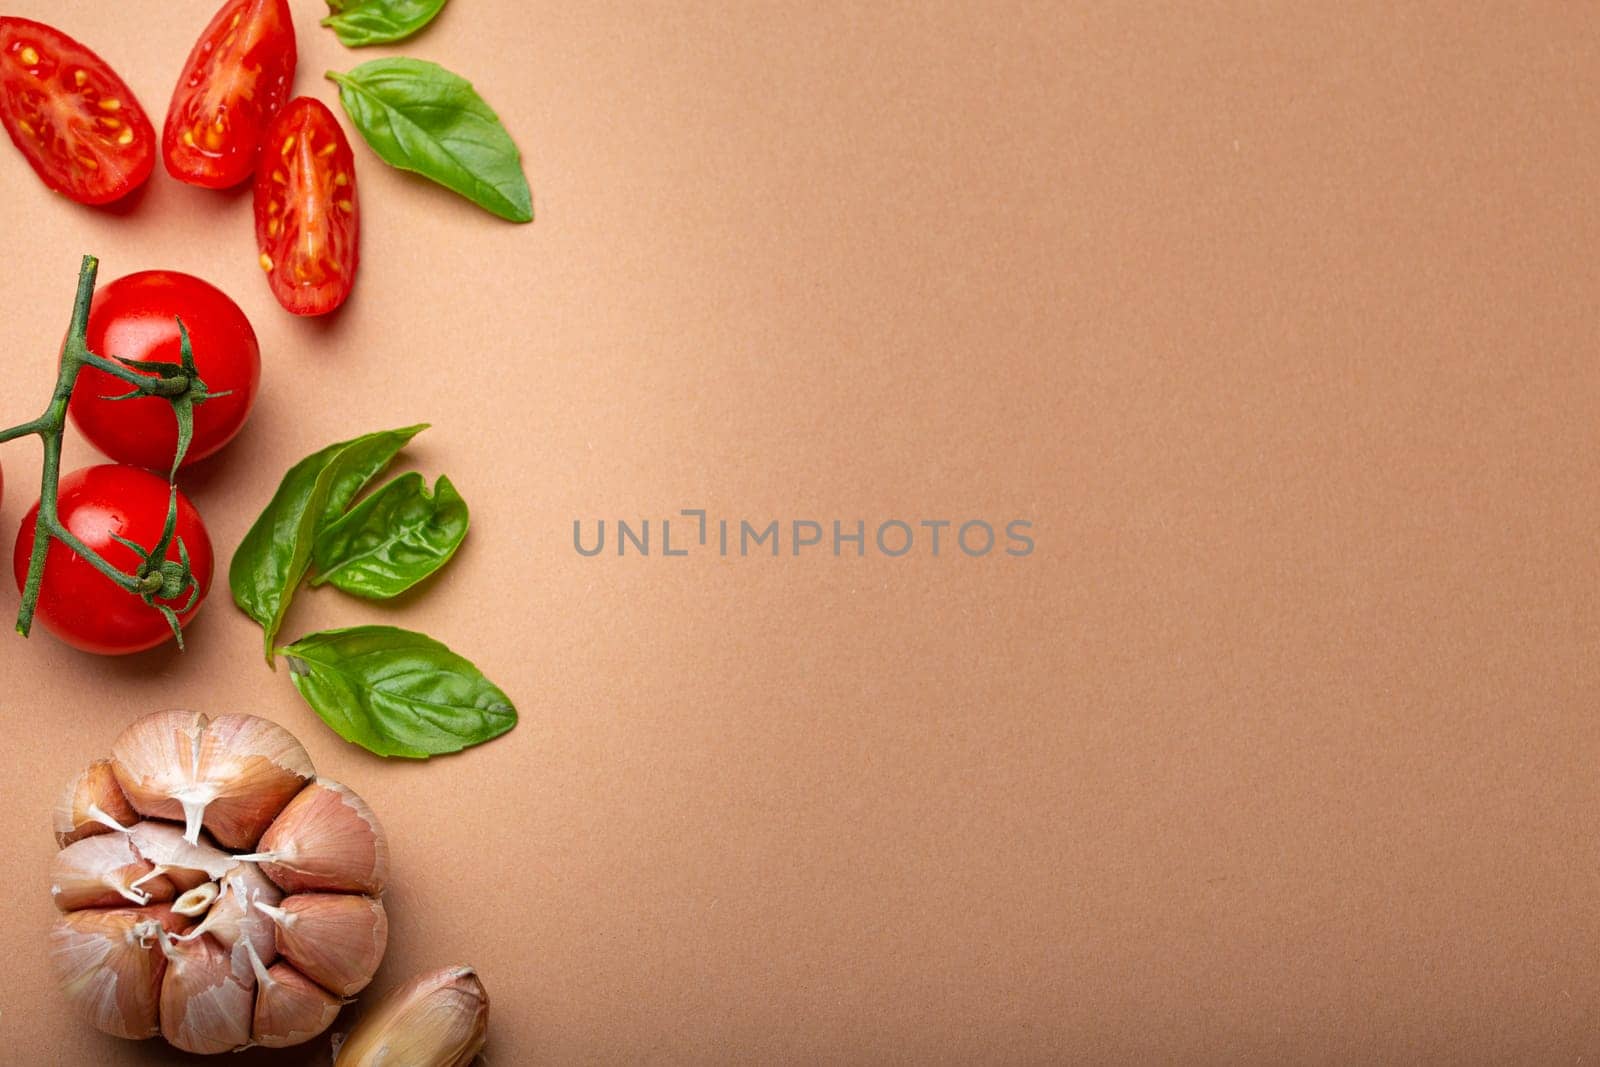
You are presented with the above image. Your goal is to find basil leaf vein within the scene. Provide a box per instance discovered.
[229,424,427,661]
[279,625,517,758]
[328,58,533,223]
[310,471,469,599]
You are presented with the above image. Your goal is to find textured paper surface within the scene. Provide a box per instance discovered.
[0,2,1596,1063]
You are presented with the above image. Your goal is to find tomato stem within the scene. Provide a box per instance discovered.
[1,255,212,643]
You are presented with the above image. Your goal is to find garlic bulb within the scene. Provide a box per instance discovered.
[334,966,490,1067]
[50,712,390,1055]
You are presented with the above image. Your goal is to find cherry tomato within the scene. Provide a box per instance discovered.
[0,18,155,205]
[163,0,295,189]
[68,271,261,471]
[13,465,214,655]
[255,97,359,316]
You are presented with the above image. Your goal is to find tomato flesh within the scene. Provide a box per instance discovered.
[255,97,360,316]
[0,18,154,205]
[164,0,295,189]
[69,271,261,471]
[13,465,214,655]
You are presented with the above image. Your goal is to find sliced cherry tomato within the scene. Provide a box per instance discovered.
[0,18,155,205]
[69,271,261,471]
[163,0,295,189]
[13,465,214,655]
[255,97,360,316]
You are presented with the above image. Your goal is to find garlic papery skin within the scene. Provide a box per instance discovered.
[54,758,139,846]
[111,710,209,835]
[334,966,489,1067]
[182,863,282,965]
[245,781,389,894]
[112,710,314,848]
[50,904,187,1040]
[155,929,255,1054]
[51,832,175,911]
[245,941,343,1048]
[194,714,315,850]
[255,893,389,997]
[127,820,236,890]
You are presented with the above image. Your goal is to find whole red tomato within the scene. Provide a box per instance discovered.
[13,465,214,655]
[163,0,295,188]
[69,271,260,471]
[255,97,359,316]
[0,17,156,205]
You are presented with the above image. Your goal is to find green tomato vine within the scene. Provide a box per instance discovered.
[0,255,220,645]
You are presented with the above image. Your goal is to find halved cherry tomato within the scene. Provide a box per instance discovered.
[254,97,360,316]
[0,18,155,205]
[70,271,261,471]
[163,0,295,189]
[13,464,214,655]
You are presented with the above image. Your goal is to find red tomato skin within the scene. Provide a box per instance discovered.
[255,97,359,316]
[12,466,213,655]
[68,271,261,471]
[0,18,155,205]
[163,0,296,189]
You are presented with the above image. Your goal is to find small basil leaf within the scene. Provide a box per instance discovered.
[310,472,469,598]
[229,424,427,661]
[327,58,533,223]
[278,625,517,758]
[323,0,449,47]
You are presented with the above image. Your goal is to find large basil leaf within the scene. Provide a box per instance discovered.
[229,425,427,661]
[324,0,449,47]
[328,59,533,223]
[279,626,517,758]
[311,472,468,598]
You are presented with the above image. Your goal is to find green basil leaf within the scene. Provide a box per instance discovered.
[229,425,427,662]
[327,58,533,223]
[323,0,448,47]
[278,625,517,758]
[310,472,468,598]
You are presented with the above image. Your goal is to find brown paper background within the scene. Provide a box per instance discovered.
[0,2,1596,1063]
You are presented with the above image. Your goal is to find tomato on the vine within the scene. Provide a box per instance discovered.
[163,0,295,189]
[0,17,155,205]
[255,97,359,316]
[69,271,261,471]
[13,465,213,655]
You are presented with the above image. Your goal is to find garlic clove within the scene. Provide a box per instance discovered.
[51,832,175,911]
[172,881,220,917]
[334,965,489,1067]
[247,781,389,895]
[50,903,187,1040]
[126,820,236,890]
[155,929,255,1054]
[254,893,388,997]
[53,758,139,846]
[111,709,209,833]
[244,941,343,1049]
[193,714,315,850]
